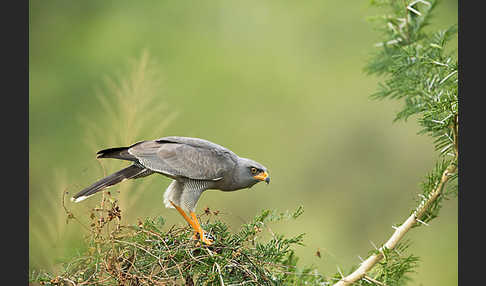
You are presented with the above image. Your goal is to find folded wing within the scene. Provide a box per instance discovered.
[128,137,237,181]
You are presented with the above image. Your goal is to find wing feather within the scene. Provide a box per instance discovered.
[128,137,236,180]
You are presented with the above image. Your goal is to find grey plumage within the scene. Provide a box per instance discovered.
[163,179,210,212]
[72,136,270,214]
[71,164,146,203]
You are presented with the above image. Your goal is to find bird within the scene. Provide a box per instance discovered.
[71,136,270,245]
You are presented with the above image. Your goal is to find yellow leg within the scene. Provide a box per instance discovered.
[169,201,212,245]
[191,212,213,245]
[169,201,198,231]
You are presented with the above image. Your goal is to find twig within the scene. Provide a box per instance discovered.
[215,262,225,286]
[62,187,91,232]
[59,276,77,286]
[364,275,388,286]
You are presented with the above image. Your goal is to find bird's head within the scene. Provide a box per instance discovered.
[235,157,270,189]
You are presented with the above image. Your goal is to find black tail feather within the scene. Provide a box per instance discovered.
[96,146,136,161]
[71,164,145,202]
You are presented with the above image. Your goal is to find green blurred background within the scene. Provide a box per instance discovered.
[29,0,458,284]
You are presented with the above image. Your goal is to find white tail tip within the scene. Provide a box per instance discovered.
[71,196,88,203]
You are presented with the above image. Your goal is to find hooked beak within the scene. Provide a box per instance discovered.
[253,171,270,184]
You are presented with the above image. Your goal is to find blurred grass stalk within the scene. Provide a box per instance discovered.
[80,50,176,213]
[30,170,73,272]
[29,51,176,272]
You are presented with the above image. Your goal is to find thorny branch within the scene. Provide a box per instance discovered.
[334,131,457,286]
[333,0,458,284]
[334,168,456,285]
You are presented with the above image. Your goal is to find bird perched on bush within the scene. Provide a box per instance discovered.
[71,136,270,245]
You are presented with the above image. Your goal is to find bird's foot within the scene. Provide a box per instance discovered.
[193,230,214,245]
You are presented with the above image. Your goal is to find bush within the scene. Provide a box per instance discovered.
[30,196,326,285]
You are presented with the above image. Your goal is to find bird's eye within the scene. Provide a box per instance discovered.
[250,167,258,174]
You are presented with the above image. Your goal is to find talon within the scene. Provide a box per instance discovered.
[170,204,215,246]
[191,230,213,245]
[195,230,214,245]
[201,231,214,245]
[203,231,215,242]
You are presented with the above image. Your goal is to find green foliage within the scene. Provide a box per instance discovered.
[414,159,456,225]
[30,200,327,285]
[365,0,458,157]
[341,241,419,286]
[370,241,419,286]
[366,0,458,219]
